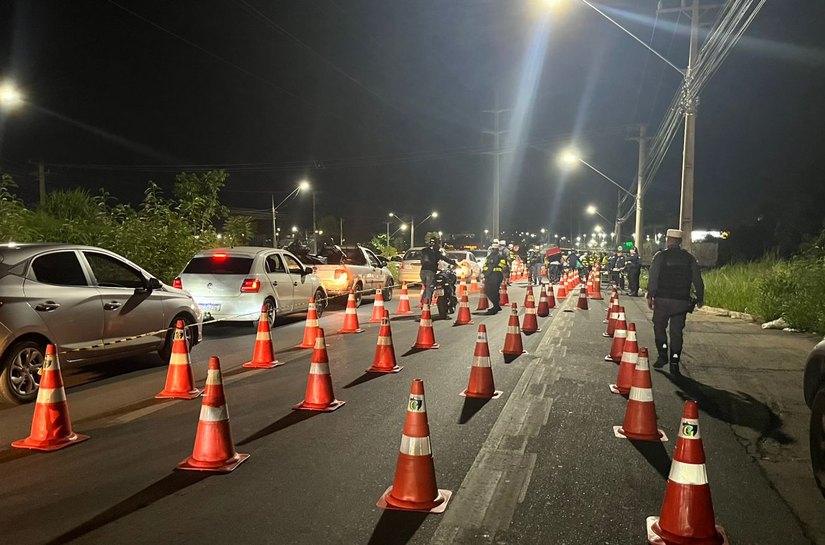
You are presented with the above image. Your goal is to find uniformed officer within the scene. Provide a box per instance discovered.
[647,229,704,374]
[625,246,642,296]
[482,243,508,314]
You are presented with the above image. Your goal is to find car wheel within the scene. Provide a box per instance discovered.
[383,279,394,301]
[354,283,363,307]
[810,386,825,498]
[0,339,46,404]
[159,314,195,361]
[263,298,277,329]
[314,289,326,318]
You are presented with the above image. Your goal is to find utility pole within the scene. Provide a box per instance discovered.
[410,215,415,249]
[614,191,622,246]
[679,0,701,253]
[339,217,343,245]
[37,162,46,206]
[311,191,317,254]
[271,195,278,248]
[482,108,510,240]
[627,125,649,254]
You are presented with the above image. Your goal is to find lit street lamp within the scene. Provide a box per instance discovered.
[0,81,23,110]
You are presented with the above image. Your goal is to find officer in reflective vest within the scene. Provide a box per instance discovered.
[482,244,508,315]
[647,228,704,374]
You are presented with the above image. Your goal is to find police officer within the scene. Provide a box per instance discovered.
[527,246,543,286]
[482,243,508,314]
[647,229,704,374]
[625,246,642,296]
[419,237,457,303]
[608,247,626,291]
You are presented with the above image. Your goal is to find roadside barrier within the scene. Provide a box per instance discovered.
[367,310,402,373]
[243,305,282,369]
[294,329,345,412]
[609,324,638,395]
[461,325,502,400]
[377,379,452,513]
[12,344,89,452]
[614,346,667,442]
[155,319,201,399]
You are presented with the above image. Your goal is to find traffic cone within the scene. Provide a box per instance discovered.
[603,293,616,324]
[546,284,557,309]
[377,379,452,513]
[297,297,320,349]
[499,282,510,306]
[605,308,627,362]
[501,303,526,357]
[523,284,534,308]
[475,289,489,312]
[647,401,727,545]
[614,345,667,442]
[397,282,412,315]
[243,305,282,368]
[604,300,621,338]
[339,290,364,334]
[470,274,479,293]
[576,285,589,311]
[556,281,567,300]
[458,275,467,297]
[368,310,403,373]
[591,275,603,300]
[522,293,540,334]
[12,345,89,451]
[454,292,474,326]
[294,329,345,412]
[412,301,439,349]
[586,277,595,297]
[178,356,249,472]
[610,324,639,395]
[461,325,502,399]
[155,320,201,399]
[537,285,550,317]
[370,286,386,323]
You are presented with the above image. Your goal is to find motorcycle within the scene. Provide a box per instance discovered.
[431,266,458,320]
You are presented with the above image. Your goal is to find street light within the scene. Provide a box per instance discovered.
[586,205,612,226]
[272,180,309,249]
[0,81,23,110]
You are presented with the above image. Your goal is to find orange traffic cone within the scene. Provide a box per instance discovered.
[556,281,567,300]
[461,325,502,399]
[243,306,282,368]
[501,303,526,357]
[454,292,473,326]
[610,325,639,395]
[178,356,249,472]
[523,284,534,308]
[294,329,345,411]
[614,345,667,442]
[576,285,589,311]
[522,293,540,334]
[605,308,628,362]
[370,286,386,323]
[546,284,557,309]
[339,290,364,334]
[470,274,479,293]
[603,293,617,324]
[591,275,603,300]
[604,300,622,338]
[368,310,403,373]
[397,282,412,315]
[647,401,727,545]
[412,301,439,349]
[12,345,89,451]
[476,280,489,312]
[156,320,201,399]
[298,297,320,349]
[586,277,595,297]
[499,282,510,306]
[537,285,551,317]
[458,275,467,297]
[377,379,452,513]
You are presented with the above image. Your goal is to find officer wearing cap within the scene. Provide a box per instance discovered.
[647,228,704,374]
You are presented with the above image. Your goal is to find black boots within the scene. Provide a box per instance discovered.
[669,352,681,375]
[654,344,668,368]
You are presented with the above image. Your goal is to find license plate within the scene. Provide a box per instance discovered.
[433,288,444,297]
[198,302,221,311]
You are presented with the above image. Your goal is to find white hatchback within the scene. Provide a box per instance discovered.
[175,247,327,328]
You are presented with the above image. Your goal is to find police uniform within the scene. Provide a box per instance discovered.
[482,247,508,313]
[647,229,704,373]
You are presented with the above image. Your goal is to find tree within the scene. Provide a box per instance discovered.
[173,170,229,234]
[223,215,254,247]
[0,174,31,242]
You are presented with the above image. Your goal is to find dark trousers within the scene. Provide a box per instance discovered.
[628,269,641,295]
[610,271,625,290]
[652,297,691,358]
[485,272,503,310]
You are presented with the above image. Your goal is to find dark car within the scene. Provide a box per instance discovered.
[803,338,825,497]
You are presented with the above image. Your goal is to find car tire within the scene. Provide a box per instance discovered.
[262,298,277,329]
[383,279,394,302]
[353,283,363,308]
[159,314,195,361]
[810,386,825,498]
[0,339,46,404]
[314,289,326,319]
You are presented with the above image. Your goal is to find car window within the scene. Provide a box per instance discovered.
[344,249,367,266]
[403,250,422,261]
[446,251,467,261]
[183,256,253,274]
[283,254,305,275]
[266,254,285,273]
[366,250,381,268]
[30,251,88,286]
[84,252,145,289]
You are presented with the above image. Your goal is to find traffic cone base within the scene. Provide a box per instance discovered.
[500,349,527,355]
[377,486,452,514]
[414,343,440,349]
[242,359,283,369]
[12,432,89,452]
[613,425,668,442]
[460,389,502,399]
[339,327,364,334]
[294,399,346,412]
[368,365,403,374]
[646,517,727,545]
[178,452,250,473]
[156,390,201,400]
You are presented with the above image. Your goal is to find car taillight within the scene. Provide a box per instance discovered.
[240,278,261,293]
[334,269,349,282]
[173,277,183,289]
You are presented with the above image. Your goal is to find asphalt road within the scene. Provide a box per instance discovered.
[0,283,821,544]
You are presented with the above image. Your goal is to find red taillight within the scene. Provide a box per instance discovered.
[240,278,261,293]
[173,277,183,289]
[212,252,228,260]
[334,268,348,281]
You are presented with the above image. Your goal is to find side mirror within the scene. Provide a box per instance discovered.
[302,266,312,276]
[148,277,163,290]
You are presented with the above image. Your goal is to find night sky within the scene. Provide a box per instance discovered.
[0,1,823,243]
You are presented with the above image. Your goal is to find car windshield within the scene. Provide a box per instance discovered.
[472,250,487,259]
[183,256,253,275]
[403,250,422,261]
[446,251,467,261]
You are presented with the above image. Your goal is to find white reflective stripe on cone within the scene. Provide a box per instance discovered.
[309,363,330,375]
[477,333,487,342]
[668,460,708,485]
[200,403,229,422]
[408,394,426,413]
[621,352,639,364]
[37,386,67,404]
[421,319,432,327]
[256,331,271,340]
[679,418,702,440]
[636,358,650,371]
[306,319,318,327]
[169,354,189,366]
[629,387,654,402]
[205,370,223,386]
[376,336,392,346]
[314,338,326,350]
[614,330,627,339]
[507,326,520,333]
[400,434,432,456]
[473,356,491,368]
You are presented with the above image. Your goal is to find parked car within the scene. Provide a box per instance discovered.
[314,245,395,306]
[0,243,203,404]
[445,250,482,281]
[176,247,326,328]
[804,338,825,497]
[472,249,488,266]
[399,247,425,285]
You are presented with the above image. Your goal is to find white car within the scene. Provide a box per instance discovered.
[175,247,327,328]
[399,247,426,284]
[445,250,482,281]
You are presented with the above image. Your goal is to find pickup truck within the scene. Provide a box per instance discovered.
[314,245,395,306]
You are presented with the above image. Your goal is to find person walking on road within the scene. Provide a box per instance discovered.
[647,229,704,374]
[482,244,507,315]
[625,247,642,296]
[419,237,457,303]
